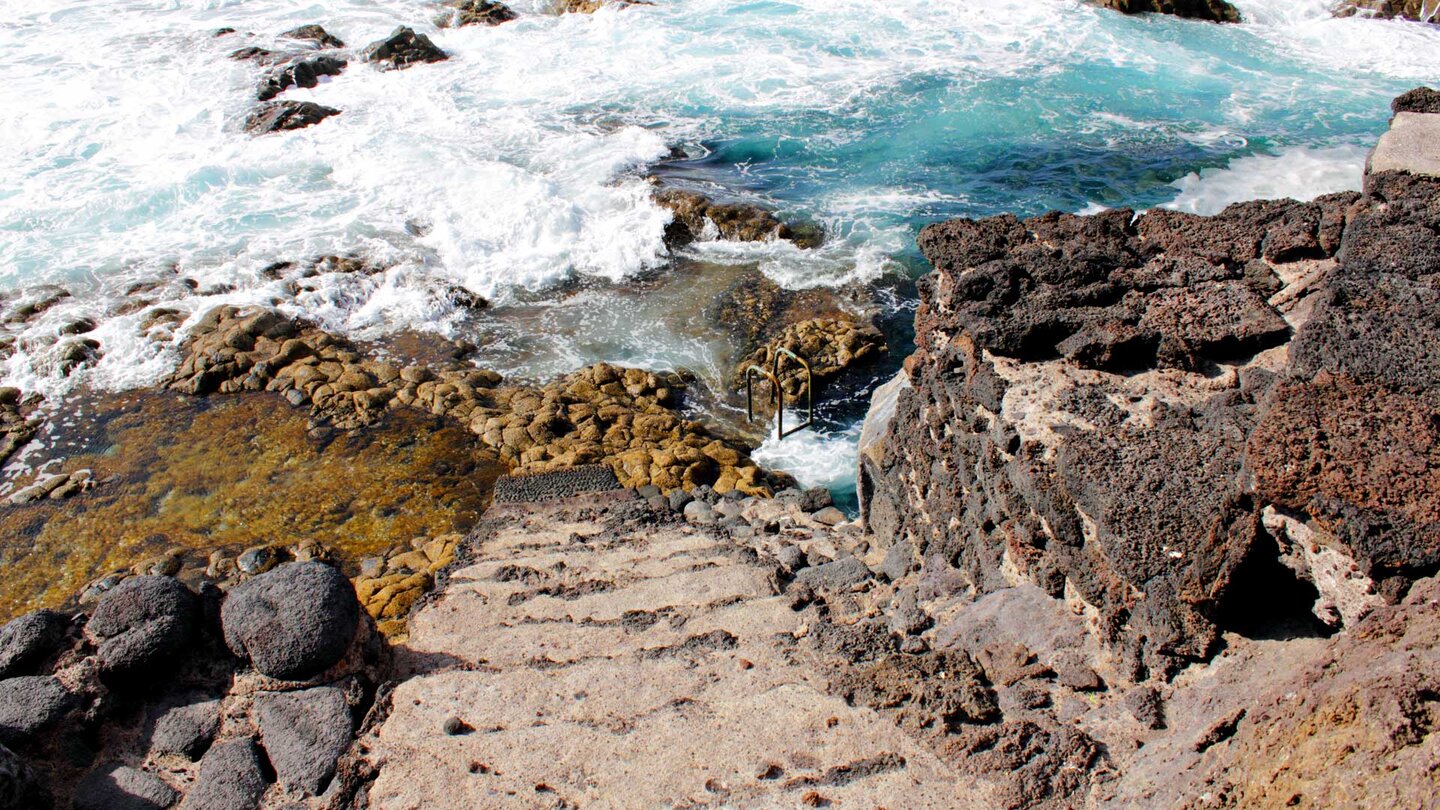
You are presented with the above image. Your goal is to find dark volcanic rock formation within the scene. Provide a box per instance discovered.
[655,187,824,248]
[281,23,346,49]
[243,100,340,134]
[1093,0,1241,22]
[222,561,360,680]
[0,610,64,679]
[363,26,449,70]
[84,575,197,683]
[439,0,520,27]
[863,154,1440,680]
[257,55,346,101]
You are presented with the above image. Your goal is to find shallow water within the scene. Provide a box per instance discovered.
[2,0,1438,495]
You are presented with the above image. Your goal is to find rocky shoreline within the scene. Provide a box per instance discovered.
[0,88,1433,808]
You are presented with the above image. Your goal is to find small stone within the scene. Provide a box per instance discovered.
[683,500,716,525]
[236,545,281,576]
[74,764,179,810]
[715,500,745,520]
[794,557,871,592]
[667,489,694,512]
[811,506,847,526]
[1125,685,1166,730]
[776,545,808,572]
[800,486,833,512]
[636,484,662,499]
[442,716,473,736]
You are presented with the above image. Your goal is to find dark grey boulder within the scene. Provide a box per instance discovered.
[0,610,65,679]
[150,698,221,760]
[362,27,448,70]
[74,764,179,810]
[257,55,346,101]
[222,562,359,680]
[794,556,871,592]
[180,739,268,810]
[244,101,340,135]
[85,575,196,683]
[253,686,354,796]
[0,676,74,745]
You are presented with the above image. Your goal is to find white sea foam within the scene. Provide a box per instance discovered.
[1164,143,1367,215]
[752,424,862,494]
[0,0,1436,399]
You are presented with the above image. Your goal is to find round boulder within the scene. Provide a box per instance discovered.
[85,575,197,683]
[0,676,74,745]
[0,610,65,679]
[222,562,359,680]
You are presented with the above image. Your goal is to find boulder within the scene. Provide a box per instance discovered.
[180,739,268,810]
[0,610,64,679]
[0,676,73,745]
[85,575,197,682]
[244,100,340,134]
[253,686,355,795]
[257,55,346,101]
[1092,0,1240,22]
[222,562,360,680]
[1335,0,1439,23]
[73,764,179,810]
[440,0,519,27]
[363,26,448,70]
[150,698,221,760]
[281,24,345,48]
[1391,86,1440,114]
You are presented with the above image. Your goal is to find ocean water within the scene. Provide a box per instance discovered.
[2,0,1439,494]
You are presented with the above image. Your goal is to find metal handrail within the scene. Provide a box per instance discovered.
[771,347,814,439]
[744,347,815,441]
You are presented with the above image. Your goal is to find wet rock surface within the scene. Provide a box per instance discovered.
[1093,0,1241,21]
[438,0,519,27]
[243,100,339,134]
[164,304,782,497]
[1335,0,1439,23]
[362,26,448,70]
[257,55,345,101]
[655,187,823,248]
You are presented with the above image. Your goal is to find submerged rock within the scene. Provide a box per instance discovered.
[363,26,449,70]
[243,100,340,134]
[221,561,360,680]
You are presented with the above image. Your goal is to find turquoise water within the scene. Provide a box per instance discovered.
[0,0,1437,493]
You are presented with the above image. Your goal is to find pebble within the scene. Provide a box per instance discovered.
[683,500,716,525]
[811,506,847,526]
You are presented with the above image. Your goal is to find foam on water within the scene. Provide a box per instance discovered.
[1,0,1439,403]
[1164,143,1369,215]
[752,424,862,495]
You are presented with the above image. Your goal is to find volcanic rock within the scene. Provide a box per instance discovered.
[655,188,822,248]
[222,562,360,680]
[73,764,179,810]
[0,610,64,679]
[257,55,346,101]
[1335,0,1440,23]
[282,24,346,48]
[1093,0,1241,22]
[0,676,74,745]
[84,575,196,682]
[244,100,340,134]
[363,26,449,70]
[439,0,519,27]
[253,686,354,795]
[180,738,268,810]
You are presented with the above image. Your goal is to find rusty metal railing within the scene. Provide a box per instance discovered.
[744,347,814,440]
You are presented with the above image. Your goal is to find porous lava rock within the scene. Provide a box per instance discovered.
[257,55,346,101]
[655,188,822,248]
[221,561,359,680]
[863,157,1440,678]
[1335,0,1440,23]
[180,738,268,810]
[0,676,74,745]
[439,0,519,27]
[84,575,196,682]
[73,764,179,810]
[253,686,354,795]
[0,610,64,679]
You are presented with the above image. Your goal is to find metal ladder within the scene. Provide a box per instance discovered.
[745,346,814,440]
